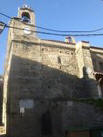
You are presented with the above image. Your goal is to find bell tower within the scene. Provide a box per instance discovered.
[7,5,36,40]
[18,5,35,25]
[3,5,39,137]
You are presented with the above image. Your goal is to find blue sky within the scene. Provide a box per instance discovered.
[0,0,103,74]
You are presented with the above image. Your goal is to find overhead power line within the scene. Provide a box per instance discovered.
[1,12,103,33]
[0,12,12,19]
[3,24,103,37]
[31,25,103,33]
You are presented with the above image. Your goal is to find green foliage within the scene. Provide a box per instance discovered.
[76,98,103,110]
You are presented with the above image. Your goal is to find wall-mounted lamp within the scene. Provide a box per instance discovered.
[0,21,6,34]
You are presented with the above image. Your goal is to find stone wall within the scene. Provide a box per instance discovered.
[0,77,3,123]
[6,38,80,137]
[4,36,102,137]
[90,47,103,73]
[0,77,6,135]
[3,18,103,137]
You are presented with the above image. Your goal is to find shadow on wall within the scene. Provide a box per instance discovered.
[0,79,3,124]
[6,55,99,137]
[91,52,103,73]
[8,55,98,100]
[81,66,98,98]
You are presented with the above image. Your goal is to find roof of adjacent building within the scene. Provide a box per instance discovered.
[42,39,103,50]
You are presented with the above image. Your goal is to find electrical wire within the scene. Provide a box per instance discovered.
[1,12,103,33]
[4,24,103,37]
[32,25,103,33]
[0,12,12,19]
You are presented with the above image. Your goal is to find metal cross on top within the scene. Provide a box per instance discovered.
[23,0,27,5]
[22,0,30,8]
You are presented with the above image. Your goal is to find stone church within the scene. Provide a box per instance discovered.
[1,4,103,137]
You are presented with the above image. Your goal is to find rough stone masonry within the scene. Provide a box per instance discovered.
[2,5,103,137]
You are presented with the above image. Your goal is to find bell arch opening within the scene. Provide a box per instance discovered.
[21,12,31,23]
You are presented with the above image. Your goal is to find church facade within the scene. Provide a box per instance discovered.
[2,5,103,137]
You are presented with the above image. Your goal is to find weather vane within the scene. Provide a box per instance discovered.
[23,0,27,5]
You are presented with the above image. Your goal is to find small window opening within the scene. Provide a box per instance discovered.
[22,12,30,23]
[58,56,61,64]
[99,62,103,71]
[41,110,52,135]
[48,86,50,89]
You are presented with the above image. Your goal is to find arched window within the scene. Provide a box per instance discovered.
[22,12,31,23]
